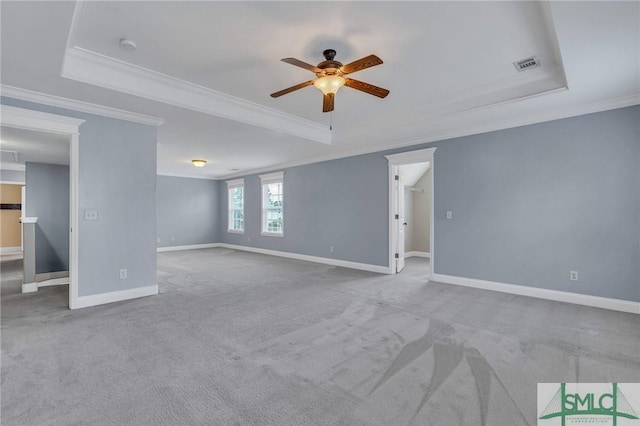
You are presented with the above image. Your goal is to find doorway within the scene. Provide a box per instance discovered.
[385,148,436,276]
[0,105,83,309]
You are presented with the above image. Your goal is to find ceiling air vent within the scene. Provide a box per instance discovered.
[0,150,19,163]
[513,56,541,72]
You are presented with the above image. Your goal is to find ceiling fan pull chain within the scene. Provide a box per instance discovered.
[330,111,333,131]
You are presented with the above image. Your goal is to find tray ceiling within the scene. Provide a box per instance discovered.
[1,1,638,178]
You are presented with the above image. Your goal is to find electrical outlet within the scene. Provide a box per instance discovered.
[157,238,161,243]
[84,209,98,221]
[120,269,127,279]
[569,270,579,281]
[329,246,334,253]
[446,210,453,220]
[170,237,175,243]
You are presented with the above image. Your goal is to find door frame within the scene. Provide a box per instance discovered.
[385,147,436,277]
[0,105,84,309]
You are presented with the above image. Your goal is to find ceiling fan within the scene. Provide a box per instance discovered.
[270,49,389,113]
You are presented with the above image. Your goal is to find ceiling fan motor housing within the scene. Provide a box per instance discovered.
[318,49,343,76]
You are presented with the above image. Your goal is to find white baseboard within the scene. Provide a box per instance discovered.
[155,241,390,274]
[21,278,69,293]
[1,246,22,255]
[220,243,391,274]
[431,273,640,315]
[70,285,158,310]
[22,282,37,293]
[157,243,221,252]
[405,251,430,259]
[37,277,69,287]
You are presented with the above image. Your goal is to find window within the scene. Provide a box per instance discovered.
[226,179,244,233]
[260,171,284,236]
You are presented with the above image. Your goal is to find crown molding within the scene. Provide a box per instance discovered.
[1,85,164,127]
[157,173,220,181]
[61,46,331,145]
[340,65,567,143]
[0,162,26,172]
[0,104,85,135]
[219,93,640,179]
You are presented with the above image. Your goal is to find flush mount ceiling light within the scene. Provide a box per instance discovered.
[191,159,206,167]
[119,38,137,51]
[271,49,389,112]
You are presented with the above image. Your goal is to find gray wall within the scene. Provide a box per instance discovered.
[432,106,639,302]
[157,176,220,247]
[25,162,69,273]
[2,97,158,298]
[221,106,639,302]
[0,169,25,183]
[221,154,389,266]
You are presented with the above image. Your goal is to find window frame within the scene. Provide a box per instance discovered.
[260,171,284,237]
[226,178,245,234]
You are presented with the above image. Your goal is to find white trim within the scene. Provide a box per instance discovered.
[0,163,25,172]
[157,243,221,252]
[385,148,437,165]
[71,285,159,310]
[70,133,79,309]
[60,46,329,144]
[20,216,38,224]
[0,105,84,135]
[225,178,244,188]
[22,282,37,293]
[1,85,164,127]
[154,242,388,273]
[156,172,219,181]
[387,148,436,277]
[36,277,69,288]
[219,94,640,180]
[261,232,284,238]
[0,181,26,185]
[0,246,22,255]
[405,251,430,259]
[432,273,640,315]
[1,106,81,311]
[220,243,390,274]
[259,171,285,184]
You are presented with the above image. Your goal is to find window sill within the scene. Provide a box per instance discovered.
[227,229,244,234]
[261,231,283,238]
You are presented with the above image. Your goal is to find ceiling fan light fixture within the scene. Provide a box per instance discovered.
[313,75,346,95]
[192,159,207,167]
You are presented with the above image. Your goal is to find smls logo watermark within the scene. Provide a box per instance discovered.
[538,383,640,425]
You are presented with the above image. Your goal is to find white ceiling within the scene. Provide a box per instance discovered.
[0,127,70,171]
[1,1,638,179]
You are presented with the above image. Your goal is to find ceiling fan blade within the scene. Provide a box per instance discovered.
[270,80,315,98]
[344,78,389,98]
[281,58,321,73]
[341,55,383,74]
[323,93,335,113]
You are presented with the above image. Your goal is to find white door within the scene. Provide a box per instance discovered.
[397,176,406,272]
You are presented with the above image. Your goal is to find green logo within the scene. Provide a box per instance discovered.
[539,383,639,426]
